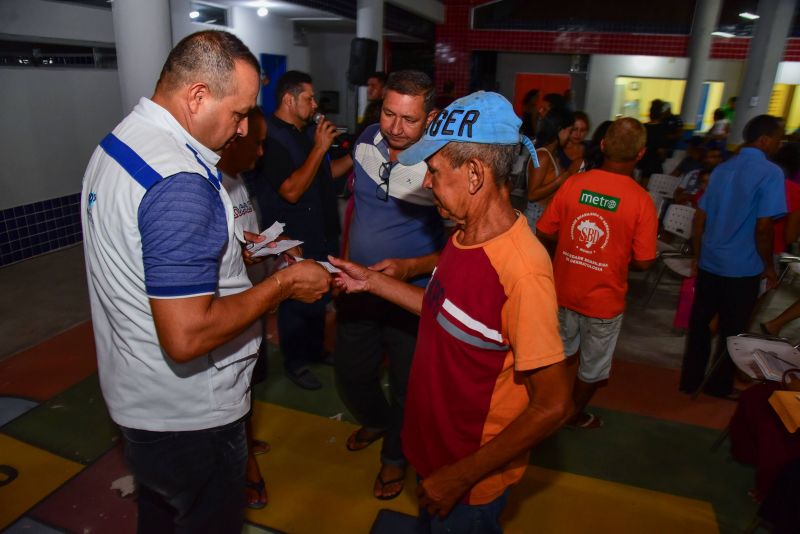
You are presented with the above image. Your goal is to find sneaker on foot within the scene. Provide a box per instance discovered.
[285,366,322,390]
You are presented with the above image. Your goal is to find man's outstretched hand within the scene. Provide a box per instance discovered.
[328,256,372,294]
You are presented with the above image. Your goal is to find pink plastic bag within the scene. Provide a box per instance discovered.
[673,276,696,330]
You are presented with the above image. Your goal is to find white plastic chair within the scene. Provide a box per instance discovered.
[657,204,696,253]
[643,204,696,305]
[647,173,682,198]
[777,253,800,286]
[647,174,682,219]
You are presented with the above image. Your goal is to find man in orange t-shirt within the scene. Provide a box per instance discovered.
[537,117,658,428]
[330,92,572,530]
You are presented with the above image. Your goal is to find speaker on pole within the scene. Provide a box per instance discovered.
[347,38,378,86]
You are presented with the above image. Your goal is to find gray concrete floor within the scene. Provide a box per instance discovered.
[3,245,800,368]
[0,245,91,361]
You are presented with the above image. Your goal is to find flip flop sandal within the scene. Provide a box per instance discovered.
[346,427,385,452]
[252,439,271,455]
[245,478,268,509]
[567,412,604,429]
[374,473,405,501]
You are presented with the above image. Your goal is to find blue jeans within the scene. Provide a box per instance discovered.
[120,417,247,534]
[417,487,510,534]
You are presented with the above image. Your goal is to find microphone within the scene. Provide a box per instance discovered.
[312,112,324,125]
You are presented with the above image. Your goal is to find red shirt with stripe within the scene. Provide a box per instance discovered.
[402,215,564,505]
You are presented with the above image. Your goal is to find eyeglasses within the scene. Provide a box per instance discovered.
[376,161,397,201]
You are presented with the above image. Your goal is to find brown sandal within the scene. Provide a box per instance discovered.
[346,427,385,451]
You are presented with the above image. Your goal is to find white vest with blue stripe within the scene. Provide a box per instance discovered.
[81,97,260,432]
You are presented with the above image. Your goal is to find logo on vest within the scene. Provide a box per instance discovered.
[569,212,610,255]
[87,192,97,223]
[579,189,620,212]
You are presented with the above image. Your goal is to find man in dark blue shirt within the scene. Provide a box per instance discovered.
[253,71,352,389]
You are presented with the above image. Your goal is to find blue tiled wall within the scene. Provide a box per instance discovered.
[0,193,82,267]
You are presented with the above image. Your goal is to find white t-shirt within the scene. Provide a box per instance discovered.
[222,172,267,283]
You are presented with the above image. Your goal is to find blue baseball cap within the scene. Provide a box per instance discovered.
[398,91,538,167]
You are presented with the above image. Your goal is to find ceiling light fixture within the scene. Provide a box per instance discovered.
[711,31,735,38]
[189,10,200,19]
[257,6,269,16]
[739,12,760,20]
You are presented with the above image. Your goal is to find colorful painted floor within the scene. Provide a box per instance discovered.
[0,320,761,533]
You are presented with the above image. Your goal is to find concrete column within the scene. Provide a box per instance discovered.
[680,0,723,130]
[112,0,172,113]
[730,0,797,144]
[356,0,384,118]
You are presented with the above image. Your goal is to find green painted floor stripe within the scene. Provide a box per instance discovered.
[532,407,758,533]
[1,374,117,465]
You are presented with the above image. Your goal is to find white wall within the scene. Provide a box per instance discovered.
[0,0,115,44]
[776,61,800,84]
[307,31,358,131]
[1,0,314,209]
[0,68,122,209]
[585,55,744,127]
[0,0,120,209]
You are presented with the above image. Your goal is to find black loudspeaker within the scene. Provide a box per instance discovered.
[347,38,378,86]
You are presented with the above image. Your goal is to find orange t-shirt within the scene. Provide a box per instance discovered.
[536,170,658,318]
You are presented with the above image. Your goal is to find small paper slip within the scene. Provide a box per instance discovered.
[246,222,286,254]
[290,256,341,273]
[252,239,303,258]
[752,349,796,382]
[318,261,342,274]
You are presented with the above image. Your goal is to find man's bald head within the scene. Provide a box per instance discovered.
[602,118,647,162]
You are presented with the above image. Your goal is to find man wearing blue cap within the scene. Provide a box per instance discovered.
[329,91,572,531]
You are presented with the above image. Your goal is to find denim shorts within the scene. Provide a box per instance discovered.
[558,307,623,383]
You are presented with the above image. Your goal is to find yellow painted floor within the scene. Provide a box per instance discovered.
[0,434,84,530]
[247,402,718,534]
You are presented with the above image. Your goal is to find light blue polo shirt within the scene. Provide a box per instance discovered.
[698,147,786,277]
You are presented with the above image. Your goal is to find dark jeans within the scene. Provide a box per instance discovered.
[417,487,510,534]
[120,417,247,534]
[334,292,419,465]
[278,294,329,372]
[680,268,761,396]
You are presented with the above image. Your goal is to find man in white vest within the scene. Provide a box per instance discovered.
[81,30,330,532]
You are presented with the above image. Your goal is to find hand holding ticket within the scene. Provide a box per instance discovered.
[245,221,304,258]
[246,222,287,254]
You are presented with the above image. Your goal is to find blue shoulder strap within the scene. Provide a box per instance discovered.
[99,133,163,190]
[184,143,222,191]
[99,134,222,191]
